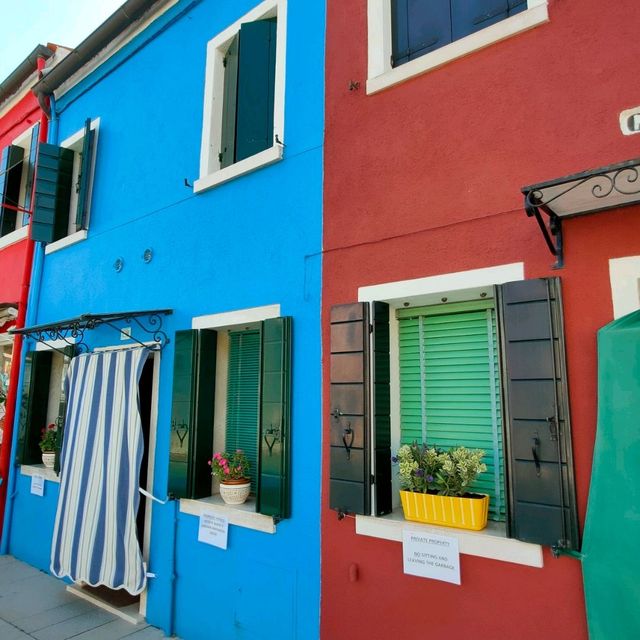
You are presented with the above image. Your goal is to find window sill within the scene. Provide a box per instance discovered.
[45,229,88,254]
[20,464,60,483]
[194,144,283,194]
[366,2,549,95]
[0,226,28,250]
[355,508,543,567]
[179,494,276,534]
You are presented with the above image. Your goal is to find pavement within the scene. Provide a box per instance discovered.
[0,555,172,640]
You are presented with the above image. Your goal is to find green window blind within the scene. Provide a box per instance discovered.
[398,301,506,521]
[226,329,261,490]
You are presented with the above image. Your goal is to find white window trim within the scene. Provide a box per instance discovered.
[609,256,640,319]
[192,303,281,330]
[20,464,60,484]
[44,229,88,255]
[355,263,543,563]
[366,0,549,94]
[196,0,287,193]
[0,225,28,250]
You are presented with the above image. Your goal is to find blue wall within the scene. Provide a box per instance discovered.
[8,1,324,638]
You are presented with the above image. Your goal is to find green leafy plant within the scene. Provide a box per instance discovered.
[208,449,250,482]
[394,443,487,497]
[39,423,58,453]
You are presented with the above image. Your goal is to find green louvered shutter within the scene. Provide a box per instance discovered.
[74,119,95,231]
[235,18,277,163]
[54,346,76,475]
[226,329,261,491]
[498,278,579,549]
[398,300,506,521]
[258,317,291,518]
[0,145,25,236]
[220,36,239,169]
[32,143,73,243]
[22,124,40,225]
[169,330,217,499]
[17,350,53,465]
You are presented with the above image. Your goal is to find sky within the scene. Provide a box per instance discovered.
[0,0,127,80]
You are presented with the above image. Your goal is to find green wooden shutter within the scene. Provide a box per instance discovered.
[54,346,76,475]
[74,119,95,231]
[235,18,277,163]
[329,302,392,516]
[226,329,261,490]
[498,278,580,549]
[22,123,40,225]
[169,329,217,499]
[17,350,52,465]
[0,145,25,236]
[32,143,73,243]
[398,301,506,521]
[258,317,291,518]
[220,36,239,169]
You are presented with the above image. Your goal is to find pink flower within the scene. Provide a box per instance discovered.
[213,453,221,460]
[207,460,212,466]
[224,468,230,475]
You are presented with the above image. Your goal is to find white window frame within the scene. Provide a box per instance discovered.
[355,262,544,567]
[195,0,287,194]
[366,0,549,94]
[45,118,100,255]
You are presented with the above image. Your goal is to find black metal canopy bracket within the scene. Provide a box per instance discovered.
[10,309,173,355]
[523,196,564,269]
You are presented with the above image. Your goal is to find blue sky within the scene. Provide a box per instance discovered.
[0,0,126,80]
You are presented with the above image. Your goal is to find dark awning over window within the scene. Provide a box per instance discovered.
[522,158,640,268]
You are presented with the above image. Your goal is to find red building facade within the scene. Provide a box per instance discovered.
[322,1,640,638]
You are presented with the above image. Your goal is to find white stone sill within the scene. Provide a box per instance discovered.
[367,2,549,95]
[20,464,60,483]
[0,226,28,250]
[356,509,543,567]
[194,145,283,194]
[45,229,88,254]
[180,494,276,534]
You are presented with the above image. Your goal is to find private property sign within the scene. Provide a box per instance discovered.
[402,529,461,585]
[620,107,640,135]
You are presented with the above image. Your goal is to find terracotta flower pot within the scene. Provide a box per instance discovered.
[219,479,251,505]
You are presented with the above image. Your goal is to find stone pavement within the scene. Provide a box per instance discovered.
[0,555,172,639]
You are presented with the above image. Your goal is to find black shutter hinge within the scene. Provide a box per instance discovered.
[223,56,227,68]
[370,474,375,484]
[369,324,373,334]
[218,152,223,163]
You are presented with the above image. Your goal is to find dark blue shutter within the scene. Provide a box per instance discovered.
[74,119,95,231]
[452,0,527,41]
[391,0,451,67]
[499,278,580,550]
[220,36,239,169]
[0,145,25,236]
[235,19,277,162]
[32,143,74,243]
[22,123,40,225]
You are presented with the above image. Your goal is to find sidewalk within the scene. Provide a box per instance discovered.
[0,555,171,640]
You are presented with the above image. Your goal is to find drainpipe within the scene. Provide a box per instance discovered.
[0,56,50,550]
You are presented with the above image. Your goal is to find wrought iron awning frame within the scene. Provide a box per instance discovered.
[522,158,640,269]
[10,309,173,355]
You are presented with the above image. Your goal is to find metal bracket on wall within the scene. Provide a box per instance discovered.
[524,195,564,269]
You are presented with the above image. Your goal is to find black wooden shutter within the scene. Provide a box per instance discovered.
[0,145,25,236]
[235,18,277,163]
[258,317,291,519]
[74,119,95,231]
[32,143,73,243]
[498,277,580,550]
[329,302,391,516]
[391,0,452,67]
[22,123,40,224]
[220,36,239,169]
[168,329,217,499]
[17,350,53,465]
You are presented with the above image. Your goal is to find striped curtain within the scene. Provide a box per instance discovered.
[50,347,149,595]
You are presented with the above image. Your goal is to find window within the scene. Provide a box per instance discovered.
[32,118,98,247]
[366,0,549,94]
[17,347,73,469]
[195,0,286,192]
[329,275,580,551]
[0,124,40,239]
[169,315,291,520]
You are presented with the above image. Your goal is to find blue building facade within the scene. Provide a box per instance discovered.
[3,1,324,638]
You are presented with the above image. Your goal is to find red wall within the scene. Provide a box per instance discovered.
[0,90,40,306]
[322,1,640,638]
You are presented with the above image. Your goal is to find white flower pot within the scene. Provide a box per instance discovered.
[219,480,251,505]
[42,452,55,469]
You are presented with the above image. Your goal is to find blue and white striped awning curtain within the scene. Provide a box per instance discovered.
[51,347,149,595]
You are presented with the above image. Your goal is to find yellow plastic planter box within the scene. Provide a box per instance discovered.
[400,490,489,531]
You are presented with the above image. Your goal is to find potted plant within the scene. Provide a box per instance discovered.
[39,423,58,469]
[395,443,489,531]
[208,449,251,505]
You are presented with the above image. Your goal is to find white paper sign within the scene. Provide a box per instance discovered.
[30,475,45,497]
[402,529,461,585]
[198,511,229,550]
